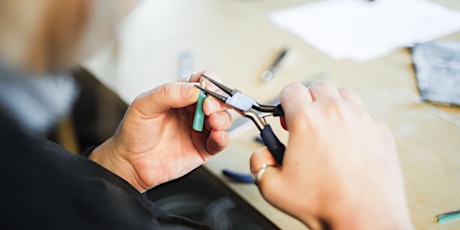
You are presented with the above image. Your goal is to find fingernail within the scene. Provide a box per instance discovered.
[205,98,214,114]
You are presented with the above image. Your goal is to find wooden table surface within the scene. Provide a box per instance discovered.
[83,0,460,229]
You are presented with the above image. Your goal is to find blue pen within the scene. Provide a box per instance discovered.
[262,47,289,82]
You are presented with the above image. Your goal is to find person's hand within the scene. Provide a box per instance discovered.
[250,81,413,229]
[90,72,232,192]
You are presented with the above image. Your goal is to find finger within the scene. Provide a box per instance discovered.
[249,147,279,185]
[308,81,341,101]
[279,116,287,130]
[200,70,221,82]
[279,82,312,130]
[338,87,364,107]
[206,130,229,154]
[179,71,202,83]
[250,147,278,174]
[199,71,222,90]
[205,111,232,131]
[137,83,200,117]
[181,71,228,112]
[178,70,222,84]
[203,96,228,115]
[249,148,285,202]
[280,82,312,111]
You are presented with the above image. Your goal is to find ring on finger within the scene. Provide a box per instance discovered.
[251,164,278,184]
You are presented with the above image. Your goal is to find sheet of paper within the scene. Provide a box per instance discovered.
[270,0,460,61]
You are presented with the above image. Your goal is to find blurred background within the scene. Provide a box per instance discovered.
[47,0,460,229]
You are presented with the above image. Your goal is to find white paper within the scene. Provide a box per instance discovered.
[270,0,460,61]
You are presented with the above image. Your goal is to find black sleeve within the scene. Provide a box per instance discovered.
[80,145,98,158]
[1,133,210,229]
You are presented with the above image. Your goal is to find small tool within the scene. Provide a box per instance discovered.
[437,209,460,223]
[195,75,285,164]
[262,47,288,82]
[222,169,254,183]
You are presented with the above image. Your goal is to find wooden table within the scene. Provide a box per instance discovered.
[83,0,460,229]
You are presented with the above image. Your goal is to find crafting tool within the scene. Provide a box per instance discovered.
[262,47,288,82]
[228,72,328,137]
[437,210,460,223]
[195,75,285,164]
[222,169,254,183]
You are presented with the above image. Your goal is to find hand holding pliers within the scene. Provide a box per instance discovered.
[195,75,285,165]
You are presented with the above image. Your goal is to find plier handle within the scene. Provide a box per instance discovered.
[195,75,285,164]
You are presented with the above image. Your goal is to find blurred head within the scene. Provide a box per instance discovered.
[0,0,137,73]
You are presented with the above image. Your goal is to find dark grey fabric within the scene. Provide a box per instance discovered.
[0,63,211,229]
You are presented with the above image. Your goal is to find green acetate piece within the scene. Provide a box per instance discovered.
[192,90,206,131]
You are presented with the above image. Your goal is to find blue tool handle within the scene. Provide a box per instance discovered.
[222,169,253,183]
[260,125,285,165]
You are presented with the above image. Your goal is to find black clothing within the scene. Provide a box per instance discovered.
[0,112,209,229]
[0,64,210,229]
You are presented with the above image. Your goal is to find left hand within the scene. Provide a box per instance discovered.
[249,81,412,229]
[90,72,232,192]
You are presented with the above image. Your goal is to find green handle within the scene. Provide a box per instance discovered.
[437,210,460,223]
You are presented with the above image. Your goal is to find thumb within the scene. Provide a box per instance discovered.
[135,82,200,117]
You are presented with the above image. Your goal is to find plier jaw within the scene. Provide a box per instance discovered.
[194,74,286,165]
[195,75,280,131]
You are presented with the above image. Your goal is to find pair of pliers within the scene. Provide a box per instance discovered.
[195,75,285,165]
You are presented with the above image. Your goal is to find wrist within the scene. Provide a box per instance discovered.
[320,200,413,230]
[327,213,413,230]
[89,139,148,192]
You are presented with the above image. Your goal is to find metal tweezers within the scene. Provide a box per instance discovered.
[195,75,285,165]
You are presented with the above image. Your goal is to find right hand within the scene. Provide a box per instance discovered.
[250,81,413,229]
[90,72,232,192]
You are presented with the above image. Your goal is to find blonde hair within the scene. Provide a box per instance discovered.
[0,0,92,72]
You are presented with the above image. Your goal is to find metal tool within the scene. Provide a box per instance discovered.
[195,74,285,164]
[262,47,288,82]
[437,209,460,223]
[228,72,328,137]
